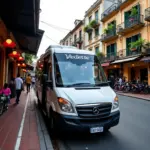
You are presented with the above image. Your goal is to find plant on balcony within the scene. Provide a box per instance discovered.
[129,38,147,52]
[104,28,108,34]
[108,24,115,30]
[84,25,93,33]
[90,20,99,28]
[96,52,104,61]
[130,7,138,21]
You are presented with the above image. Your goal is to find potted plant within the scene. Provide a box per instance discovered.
[104,28,108,34]
[129,38,147,54]
[96,52,104,61]
[84,25,93,33]
[130,7,138,22]
[108,24,114,30]
[90,20,98,28]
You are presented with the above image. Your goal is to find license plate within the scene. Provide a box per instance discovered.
[90,127,104,133]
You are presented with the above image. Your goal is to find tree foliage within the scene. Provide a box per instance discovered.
[22,53,37,64]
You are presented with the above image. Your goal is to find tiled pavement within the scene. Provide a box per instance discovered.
[117,91,150,101]
[0,90,54,150]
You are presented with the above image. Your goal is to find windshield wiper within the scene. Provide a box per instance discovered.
[65,83,94,87]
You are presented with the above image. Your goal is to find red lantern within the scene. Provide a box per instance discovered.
[40,64,43,68]
[9,50,20,58]
[21,63,26,67]
[18,56,24,61]
[3,39,16,48]
[17,63,21,67]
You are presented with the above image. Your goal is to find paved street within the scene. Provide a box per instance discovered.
[50,95,150,150]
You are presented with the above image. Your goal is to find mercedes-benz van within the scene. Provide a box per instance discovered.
[36,45,120,133]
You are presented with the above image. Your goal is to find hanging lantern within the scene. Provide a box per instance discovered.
[8,50,20,58]
[18,56,24,61]
[21,63,26,67]
[17,63,21,67]
[3,39,16,48]
[40,64,43,68]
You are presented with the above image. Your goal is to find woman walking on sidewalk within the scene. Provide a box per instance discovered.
[15,74,23,104]
[26,74,32,93]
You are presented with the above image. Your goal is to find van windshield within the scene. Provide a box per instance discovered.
[54,53,108,87]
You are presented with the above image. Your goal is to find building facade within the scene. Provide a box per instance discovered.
[100,0,150,85]
[84,0,103,53]
[60,20,84,49]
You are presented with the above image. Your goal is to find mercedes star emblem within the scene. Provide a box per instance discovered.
[93,107,100,115]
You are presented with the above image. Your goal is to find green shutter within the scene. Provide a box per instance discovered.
[125,12,129,28]
[114,43,117,56]
[126,37,131,56]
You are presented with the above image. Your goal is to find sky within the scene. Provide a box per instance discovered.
[37,0,97,57]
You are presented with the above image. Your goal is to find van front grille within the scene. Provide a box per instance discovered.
[76,103,112,118]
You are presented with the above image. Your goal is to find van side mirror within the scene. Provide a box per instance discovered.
[107,81,111,85]
[46,80,53,88]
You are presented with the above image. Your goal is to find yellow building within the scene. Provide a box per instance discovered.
[101,0,150,85]
[84,0,103,53]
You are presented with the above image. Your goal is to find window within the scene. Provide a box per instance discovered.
[126,34,140,56]
[89,16,92,23]
[95,10,99,22]
[124,4,140,28]
[95,46,99,54]
[88,33,92,41]
[79,30,82,39]
[89,48,92,51]
[54,53,107,87]
[107,43,117,58]
[74,34,77,42]
[95,28,99,37]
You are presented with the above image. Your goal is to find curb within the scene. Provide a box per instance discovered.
[117,92,150,102]
[36,106,54,150]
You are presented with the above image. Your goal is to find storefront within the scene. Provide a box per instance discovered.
[123,60,149,84]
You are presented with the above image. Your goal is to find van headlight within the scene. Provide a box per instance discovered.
[58,98,74,113]
[112,96,119,110]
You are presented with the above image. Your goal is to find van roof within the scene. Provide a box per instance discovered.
[46,45,95,55]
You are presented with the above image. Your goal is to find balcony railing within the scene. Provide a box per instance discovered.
[101,3,119,22]
[117,15,144,34]
[101,29,117,42]
[101,52,117,62]
[118,0,136,9]
[117,49,126,58]
[145,7,150,22]
[76,37,83,44]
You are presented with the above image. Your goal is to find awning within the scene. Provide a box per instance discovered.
[140,56,150,62]
[101,62,110,67]
[111,56,139,64]
[0,0,44,55]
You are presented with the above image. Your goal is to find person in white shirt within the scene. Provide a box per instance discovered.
[15,74,23,104]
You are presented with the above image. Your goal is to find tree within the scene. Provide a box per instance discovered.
[22,53,37,64]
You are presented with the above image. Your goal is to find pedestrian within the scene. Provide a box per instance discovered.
[26,74,31,93]
[15,73,23,104]
[1,83,11,104]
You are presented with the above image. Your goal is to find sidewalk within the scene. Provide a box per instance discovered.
[0,89,54,150]
[117,91,150,101]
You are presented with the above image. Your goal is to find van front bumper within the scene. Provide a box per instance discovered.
[53,110,120,132]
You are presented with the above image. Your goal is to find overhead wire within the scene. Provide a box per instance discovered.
[44,34,59,45]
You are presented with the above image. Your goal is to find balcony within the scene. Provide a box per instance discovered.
[76,37,83,44]
[118,0,136,10]
[101,3,119,22]
[90,20,100,29]
[145,7,150,22]
[100,30,118,43]
[101,52,117,62]
[117,15,144,35]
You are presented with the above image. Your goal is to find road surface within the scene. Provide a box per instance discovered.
[50,95,150,150]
